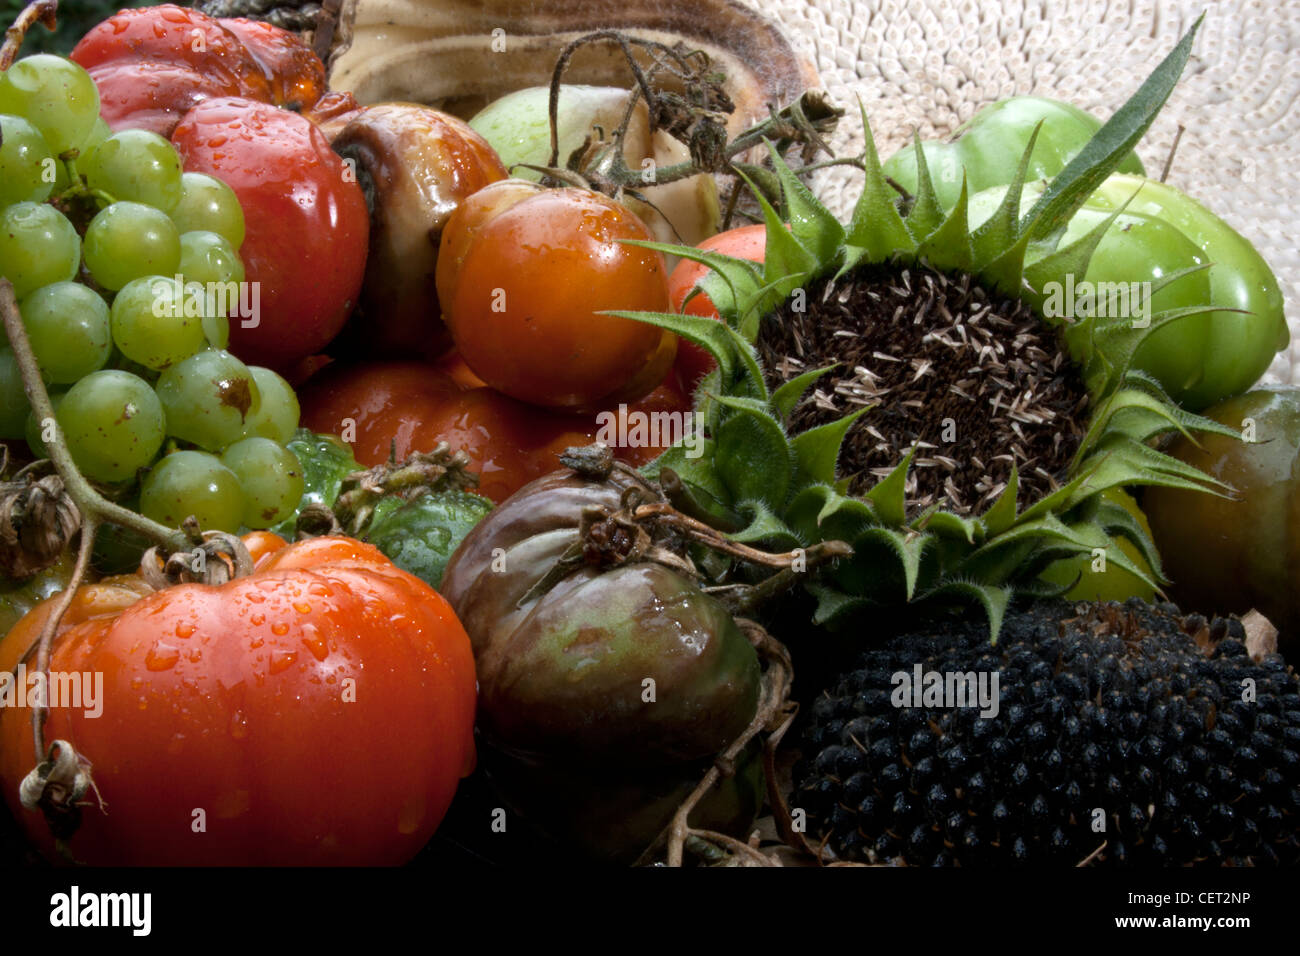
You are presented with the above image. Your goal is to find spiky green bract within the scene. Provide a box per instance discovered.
[609,19,1230,639]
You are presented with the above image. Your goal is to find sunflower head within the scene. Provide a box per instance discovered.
[611,16,1236,637]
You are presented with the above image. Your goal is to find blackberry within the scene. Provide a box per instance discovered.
[793,599,1300,866]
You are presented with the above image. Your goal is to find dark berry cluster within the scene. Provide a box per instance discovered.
[794,600,1300,866]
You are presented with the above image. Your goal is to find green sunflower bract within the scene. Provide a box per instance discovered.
[608,15,1240,639]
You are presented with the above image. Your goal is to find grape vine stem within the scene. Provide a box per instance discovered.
[0,0,57,72]
[1,279,191,763]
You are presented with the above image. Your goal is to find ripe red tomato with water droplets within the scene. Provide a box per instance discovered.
[669,224,767,393]
[71,4,326,137]
[172,97,368,369]
[0,534,476,865]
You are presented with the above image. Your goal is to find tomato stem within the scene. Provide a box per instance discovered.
[539,30,842,197]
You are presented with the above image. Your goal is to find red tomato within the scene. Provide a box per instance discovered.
[172,97,369,369]
[298,361,691,501]
[0,535,476,865]
[436,180,676,409]
[669,224,768,393]
[71,5,325,137]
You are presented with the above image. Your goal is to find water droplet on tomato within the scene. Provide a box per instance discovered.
[293,601,312,614]
[175,622,195,639]
[250,613,265,627]
[269,649,296,674]
[249,634,264,648]
[229,711,248,739]
[271,622,289,636]
[301,629,328,662]
[146,643,180,671]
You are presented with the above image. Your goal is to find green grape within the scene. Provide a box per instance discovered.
[220,437,304,529]
[0,347,28,438]
[140,450,244,533]
[20,281,112,383]
[0,55,100,155]
[84,129,184,212]
[109,276,207,371]
[58,370,165,482]
[178,230,245,286]
[0,114,55,206]
[170,172,245,249]
[80,117,112,157]
[241,367,300,444]
[0,201,80,298]
[202,312,230,350]
[155,349,261,451]
[82,201,180,292]
[24,389,65,458]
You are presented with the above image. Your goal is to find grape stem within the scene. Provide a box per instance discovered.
[0,0,58,72]
[1,278,193,773]
[0,280,190,556]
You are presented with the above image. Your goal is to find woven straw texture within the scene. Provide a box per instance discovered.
[757,0,1300,385]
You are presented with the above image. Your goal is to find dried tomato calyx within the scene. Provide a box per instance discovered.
[19,739,101,849]
[140,526,254,589]
[0,457,82,580]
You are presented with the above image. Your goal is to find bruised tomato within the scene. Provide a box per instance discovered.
[436,180,676,409]
[0,535,476,865]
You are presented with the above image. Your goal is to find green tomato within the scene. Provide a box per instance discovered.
[969,179,1214,404]
[1082,174,1287,409]
[1141,386,1300,658]
[883,96,1145,210]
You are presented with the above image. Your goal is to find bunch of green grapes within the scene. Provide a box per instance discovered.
[0,54,304,533]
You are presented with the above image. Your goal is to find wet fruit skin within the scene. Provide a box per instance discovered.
[1142,386,1300,654]
[439,466,762,860]
[71,5,328,138]
[436,180,676,409]
[171,97,369,369]
[330,103,508,362]
[882,96,1146,211]
[297,361,690,502]
[0,535,477,866]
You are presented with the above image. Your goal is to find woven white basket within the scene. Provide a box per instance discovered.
[759,0,1300,385]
